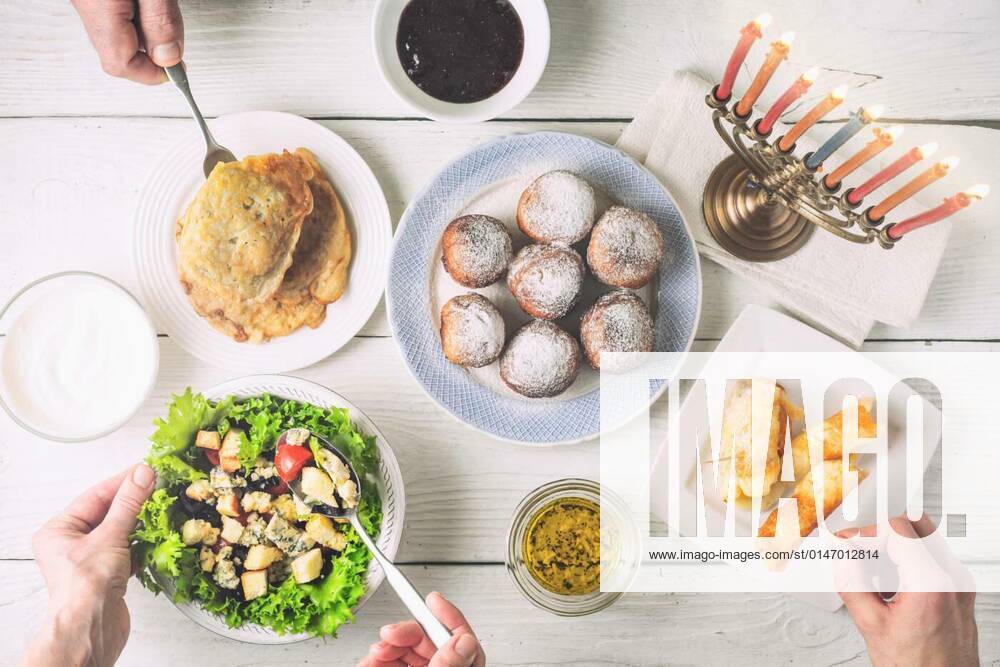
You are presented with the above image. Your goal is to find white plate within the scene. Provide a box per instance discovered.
[152,375,405,644]
[133,111,391,373]
[650,305,942,611]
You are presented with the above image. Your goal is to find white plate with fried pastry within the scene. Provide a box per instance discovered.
[649,305,942,610]
[134,111,391,373]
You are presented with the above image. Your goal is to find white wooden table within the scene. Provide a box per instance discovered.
[2,2,999,665]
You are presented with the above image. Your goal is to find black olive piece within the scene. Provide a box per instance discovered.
[245,476,271,493]
[176,495,221,527]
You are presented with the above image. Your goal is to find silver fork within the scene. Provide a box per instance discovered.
[164,62,236,177]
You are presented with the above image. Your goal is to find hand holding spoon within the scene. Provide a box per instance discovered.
[280,429,453,649]
[164,62,236,177]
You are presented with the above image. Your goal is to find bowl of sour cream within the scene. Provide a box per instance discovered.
[0,272,159,442]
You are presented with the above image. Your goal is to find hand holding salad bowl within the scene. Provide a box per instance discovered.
[128,382,410,642]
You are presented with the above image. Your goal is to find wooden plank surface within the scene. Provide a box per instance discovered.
[1,1,1000,121]
[3,117,999,342]
[2,0,999,664]
[2,337,995,563]
[3,560,999,667]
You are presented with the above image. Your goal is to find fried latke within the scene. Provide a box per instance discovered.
[177,151,315,304]
[177,148,352,343]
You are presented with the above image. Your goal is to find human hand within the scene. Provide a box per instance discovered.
[71,0,184,84]
[20,464,157,667]
[837,515,979,667]
[360,592,486,667]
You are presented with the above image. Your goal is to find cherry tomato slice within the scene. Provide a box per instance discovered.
[204,449,220,466]
[275,443,313,483]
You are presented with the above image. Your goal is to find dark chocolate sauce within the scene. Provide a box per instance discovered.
[396,0,525,104]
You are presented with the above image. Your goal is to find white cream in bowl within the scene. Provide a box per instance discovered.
[0,273,159,441]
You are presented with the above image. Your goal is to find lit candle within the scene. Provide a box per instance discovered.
[868,156,959,222]
[735,32,795,117]
[756,67,818,135]
[847,142,938,205]
[823,125,903,189]
[804,105,883,170]
[716,13,772,101]
[777,85,848,151]
[888,185,989,239]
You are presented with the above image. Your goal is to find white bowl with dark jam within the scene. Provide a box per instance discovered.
[373,0,550,123]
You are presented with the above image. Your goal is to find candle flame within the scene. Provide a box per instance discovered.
[965,184,990,199]
[754,13,773,29]
[863,105,885,121]
[885,125,904,141]
[778,31,795,46]
[918,142,939,158]
[941,156,960,170]
[801,67,819,84]
[831,84,848,100]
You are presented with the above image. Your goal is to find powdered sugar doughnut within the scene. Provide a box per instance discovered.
[580,290,654,371]
[500,320,581,398]
[516,170,598,244]
[440,293,506,368]
[587,206,664,288]
[507,243,585,320]
[441,214,513,288]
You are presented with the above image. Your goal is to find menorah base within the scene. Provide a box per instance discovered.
[702,155,814,262]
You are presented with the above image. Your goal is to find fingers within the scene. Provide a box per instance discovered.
[367,642,429,667]
[93,464,157,541]
[380,620,428,646]
[888,516,959,593]
[427,592,475,634]
[377,594,483,667]
[833,526,888,632]
[427,593,484,667]
[429,634,482,667]
[58,468,132,532]
[358,658,406,667]
[72,0,166,84]
[137,0,184,66]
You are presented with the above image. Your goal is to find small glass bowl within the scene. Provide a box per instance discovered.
[505,478,640,616]
[0,272,159,442]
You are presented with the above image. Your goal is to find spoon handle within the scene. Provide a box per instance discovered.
[351,515,453,649]
[164,62,217,151]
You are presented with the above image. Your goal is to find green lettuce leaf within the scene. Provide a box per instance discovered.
[148,388,232,462]
[152,454,207,486]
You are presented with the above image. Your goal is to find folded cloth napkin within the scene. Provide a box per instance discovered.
[617,70,951,346]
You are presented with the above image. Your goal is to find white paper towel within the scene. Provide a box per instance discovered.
[617,71,952,346]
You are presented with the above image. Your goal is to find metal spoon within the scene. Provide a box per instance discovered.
[164,62,236,177]
[280,429,453,649]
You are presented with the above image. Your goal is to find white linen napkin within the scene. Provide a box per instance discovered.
[617,70,951,346]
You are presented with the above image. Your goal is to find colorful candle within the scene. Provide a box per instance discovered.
[734,32,795,117]
[888,185,989,239]
[823,125,903,189]
[868,156,959,221]
[804,105,883,170]
[716,13,772,101]
[847,142,938,205]
[756,67,818,135]
[777,85,848,151]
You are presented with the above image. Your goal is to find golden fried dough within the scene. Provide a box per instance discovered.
[759,402,875,547]
[287,148,351,304]
[177,151,314,304]
[759,457,868,543]
[177,148,352,344]
[718,380,802,503]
